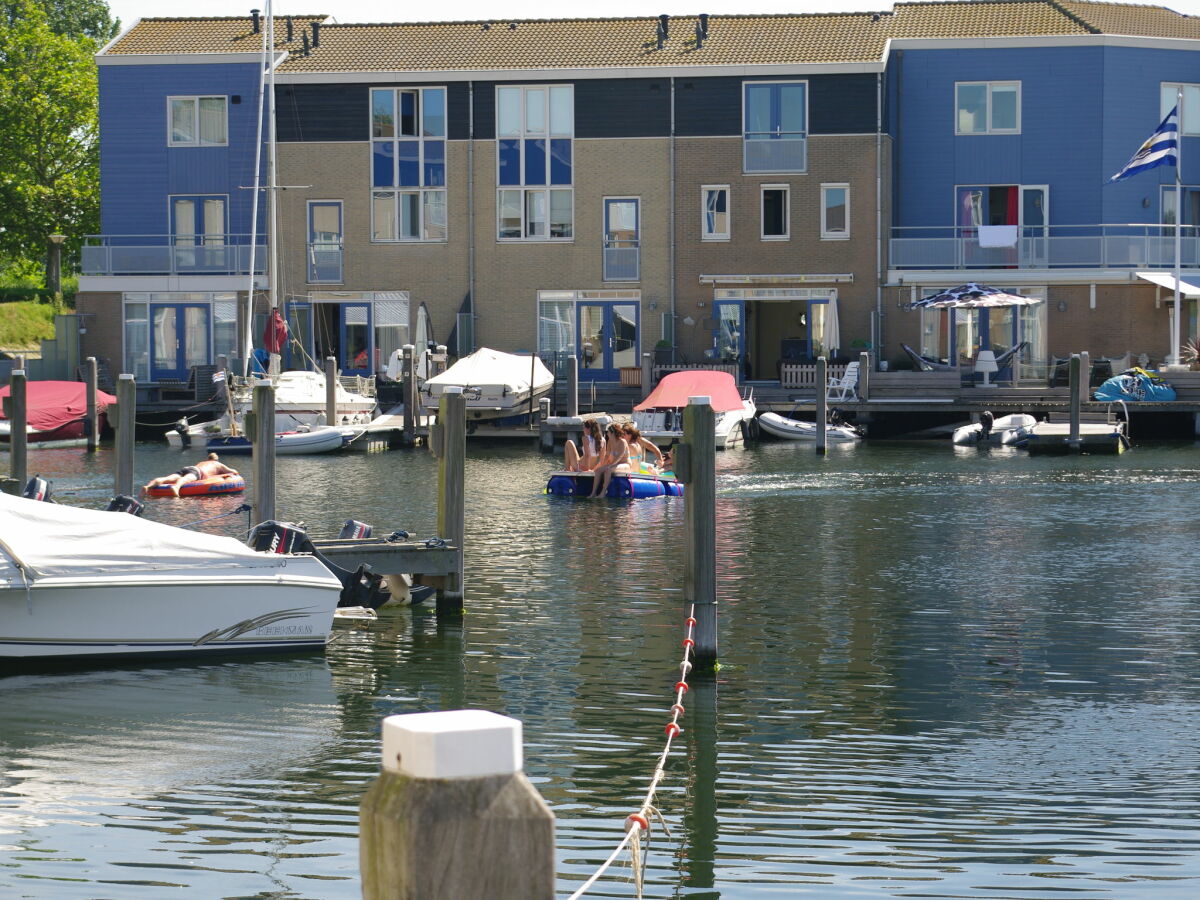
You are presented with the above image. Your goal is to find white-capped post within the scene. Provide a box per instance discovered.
[436,385,466,611]
[682,394,718,668]
[359,711,554,899]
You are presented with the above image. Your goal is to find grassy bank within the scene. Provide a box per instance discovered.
[0,301,59,350]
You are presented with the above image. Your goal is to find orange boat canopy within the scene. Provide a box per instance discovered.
[634,370,745,413]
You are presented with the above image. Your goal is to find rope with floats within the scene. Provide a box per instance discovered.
[567,605,698,900]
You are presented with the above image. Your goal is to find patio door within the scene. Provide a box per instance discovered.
[577,300,639,381]
[150,303,209,381]
[341,303,373,374]
[1021,186,1048,267]
[712,299,744,375]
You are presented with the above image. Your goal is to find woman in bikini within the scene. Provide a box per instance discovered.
[589,423,630,498]
[564,418,603,473]
[622,423,664,474]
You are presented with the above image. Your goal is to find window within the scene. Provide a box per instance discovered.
[743,81,806,173]
[761,185,789,239]
[956,82,1020,134]
[702,186,729,240]
[603,198,639,281]
[497,85,574,240]
[308,201,343,283]
[123,292,236,381]
[371,87,447,242]
[1162,83,1200,136]
[1161,185,1200,226]
[821,184,849,240]
[168,96,228,146]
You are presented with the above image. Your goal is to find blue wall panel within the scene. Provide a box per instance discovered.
[99,62,265,237]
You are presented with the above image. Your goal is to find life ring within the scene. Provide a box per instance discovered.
[146,473,246,498]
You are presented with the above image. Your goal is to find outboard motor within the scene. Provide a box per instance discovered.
[978,410,995,439]
[248,520,311,555]
[247,520,389,609]
[173,418,192,449]
[106,494,144,516]
[22,475,51,502]
[338,519,373,539]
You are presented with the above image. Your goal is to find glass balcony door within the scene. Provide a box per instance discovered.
[149,303,209,381]
[577,301,639,381]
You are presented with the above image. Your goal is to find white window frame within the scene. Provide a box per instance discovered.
[820,183,849,240]
[702,185,730,241]
[1161,83,1200,136]
[167,96,228,147]
[761,184,790,241]
[496,85,574,242]
[955,82,1021,135]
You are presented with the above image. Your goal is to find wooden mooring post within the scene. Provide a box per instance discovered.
[432,386,465,612]
[84,356,99,452]
[252,382,276,523]
[359,710,554,900]
[815,356,828,455]
[1068,353,1082,449]
[113,373,136,498]
[402,344,417,445]
[7,360,27,492]
[324,356,338,426]
[681,395,718,669]
[566,354,579,418]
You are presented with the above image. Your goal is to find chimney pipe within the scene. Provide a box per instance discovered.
[251,8,260,33]
[699,13,710,39]
[286,16,293,42]
[694,21,704,49]
[659,14,669,38]
[311,21,321,47]
[302,31,310,55]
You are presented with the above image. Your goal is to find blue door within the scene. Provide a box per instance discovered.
[341,303,374,374]
[711,300,744,375]
[577,301,639,381]
[150,303,209,381]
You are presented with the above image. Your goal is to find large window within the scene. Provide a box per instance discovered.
[371,87,447,242]
[956,82,1020,135]
[761,185,789,240]
[123,293,237,381]
[168,96,228,146]
[1161,83,1200,135]
[821,184,849,240]
[743,81,807,173]
[497,85,574,240]
[702,185,729,240]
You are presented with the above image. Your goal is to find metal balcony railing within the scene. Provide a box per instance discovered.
[81,235,267,276]
[603,244,639,282]
[889,224,1200,270]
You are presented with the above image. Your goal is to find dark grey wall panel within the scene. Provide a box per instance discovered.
[676,74,878,136]
[575,79,670,138]
[277,82,470,142]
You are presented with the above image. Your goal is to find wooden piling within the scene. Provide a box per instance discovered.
[566,354,579,418]
[815,357,828,455]
[84,356,99,452]
[641,351,653,399]
[682,396,718,669]
[8,363,27,491]
[324,356,338,427]
[359,710,554,900]
[435,386,466,612]
[402,344,416,445]
[253,382,276,523]
[858,351,871,401]
[1068,353,1082,448]
[114,373,136,498]
[434,344,448,377]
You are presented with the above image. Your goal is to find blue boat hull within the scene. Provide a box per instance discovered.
[546,472,683,499]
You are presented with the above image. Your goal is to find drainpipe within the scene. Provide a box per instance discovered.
[875,69,884,365]
[669,77,677,357]
[468,82,475,356]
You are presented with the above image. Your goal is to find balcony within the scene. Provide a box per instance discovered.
[889,224,1200,271]
[81,235,266,276]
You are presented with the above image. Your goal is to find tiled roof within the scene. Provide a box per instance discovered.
[102,2,1200,72]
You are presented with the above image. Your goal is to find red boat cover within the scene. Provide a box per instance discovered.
[634,370,745,413]
[0,380,116,433]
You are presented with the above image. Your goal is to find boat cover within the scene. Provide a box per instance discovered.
[635,370,745,413]
[1091,368,1177,403]
[271,371,373,405]
[0,492,292,581]
[423,348,553,396]
[0,381,116,434]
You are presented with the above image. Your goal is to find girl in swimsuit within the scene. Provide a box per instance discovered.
[564,418,603,472]
[589,423,630,498]
[622,423,664,474]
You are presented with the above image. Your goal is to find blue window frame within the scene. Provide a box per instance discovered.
[370,87,447,242]
[743,81,807,173]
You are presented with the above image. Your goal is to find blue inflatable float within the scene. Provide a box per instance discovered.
[1092,367,1176,403]
[546,471,684,499]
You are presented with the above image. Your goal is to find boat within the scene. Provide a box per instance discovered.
[145,473,246,498]
[0,381,116,448]
[545,470,683,499]
[952,412,1038,445]
[1006,418,1130,454]
[757,411,862,443]
[419,348,554,422]
[633,370,757,450]
[171,423,349,455]
[0,491,343,663]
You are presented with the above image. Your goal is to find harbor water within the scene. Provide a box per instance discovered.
[1,439,1198,898]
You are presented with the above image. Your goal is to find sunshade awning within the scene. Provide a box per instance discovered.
[1135,271,1200,297]
[635,370,745,412]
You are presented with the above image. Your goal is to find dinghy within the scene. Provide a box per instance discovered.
[757,412,862,443]
[952,412,1038,445]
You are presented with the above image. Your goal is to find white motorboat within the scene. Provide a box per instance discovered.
[757,412,862,443]
[419,348,553,422]
[0,492,343,663]
[633,370,756,450]
[953,412,1038,445]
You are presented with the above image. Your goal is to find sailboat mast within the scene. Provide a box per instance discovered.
[243,5,270,377]
[267,1,279,316]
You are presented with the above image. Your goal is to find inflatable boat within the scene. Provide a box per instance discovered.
[545,470,683,499]
[146,474,246,498]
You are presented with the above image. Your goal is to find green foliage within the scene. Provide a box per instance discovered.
[4,0,118,42]
[0,0,100,286]
[0,300,60,348]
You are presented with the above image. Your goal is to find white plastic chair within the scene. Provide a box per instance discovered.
[826,361,859,401]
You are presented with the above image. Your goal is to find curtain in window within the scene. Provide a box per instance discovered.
[374,294,410,367]
[198,98,226,144]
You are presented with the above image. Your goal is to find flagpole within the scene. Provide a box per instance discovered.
[1173,87,1183,367]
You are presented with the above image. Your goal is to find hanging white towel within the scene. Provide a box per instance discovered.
[977,225,1018,248]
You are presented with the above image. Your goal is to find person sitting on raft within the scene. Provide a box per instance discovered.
[589,423,631,498]
[144,452,239,497]
[622,423,664,474]
[564,418,603,472]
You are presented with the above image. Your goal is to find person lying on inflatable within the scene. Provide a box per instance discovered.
[144,452,239,497]
[1092,367,1177,403]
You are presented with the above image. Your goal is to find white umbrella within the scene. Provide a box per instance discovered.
[822,297,841,357]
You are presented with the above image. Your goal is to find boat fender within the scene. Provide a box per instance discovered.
[247,519,310,555]
[339,519,373,539]
[106,494,144,516]
[21,475,51,502]
[979,410,994,439]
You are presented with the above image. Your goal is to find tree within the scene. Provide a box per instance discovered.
[4,0,119,43]
[0,0,99,288]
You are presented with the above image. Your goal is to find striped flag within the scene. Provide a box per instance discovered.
[1110,106,1178,182]
[212,369,226,383]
